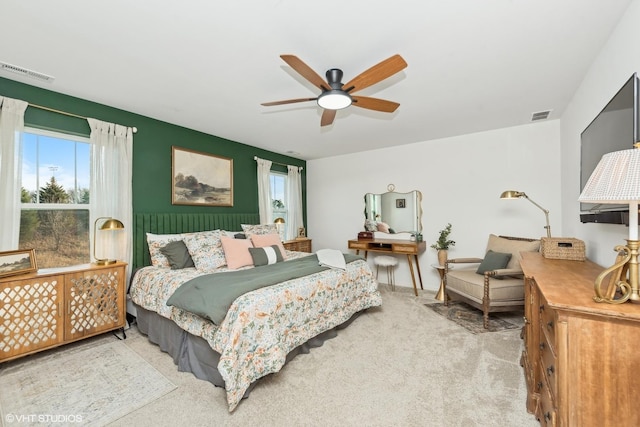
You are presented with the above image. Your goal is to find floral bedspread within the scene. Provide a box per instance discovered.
[129,251,381,411]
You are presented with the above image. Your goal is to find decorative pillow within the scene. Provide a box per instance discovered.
[248,245,283,266]
[241,223,278,237]
[250,233,287,259]
[377,222,390,233]
[182,230,226,272]
[234,233,247,239]
[364,219,378,232]
[476,250,512,275]
[485,234,541,270]
[159,240,195,270]
[220,236,254,269]
[146,233,184,268]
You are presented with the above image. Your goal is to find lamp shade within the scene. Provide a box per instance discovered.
[99,218,125,230]
[578,147,640,204]
[500,190,525,199]
[274,217,285,224]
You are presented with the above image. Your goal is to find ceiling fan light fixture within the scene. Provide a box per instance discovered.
[317,90,352,110]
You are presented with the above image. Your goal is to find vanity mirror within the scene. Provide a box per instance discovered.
[363,186,423,234]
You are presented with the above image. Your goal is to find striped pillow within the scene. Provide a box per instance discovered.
[248,245,283,266]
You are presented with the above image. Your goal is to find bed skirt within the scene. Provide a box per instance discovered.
[133,303,361,397]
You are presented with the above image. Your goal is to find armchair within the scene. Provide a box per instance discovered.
[444,234,541,329]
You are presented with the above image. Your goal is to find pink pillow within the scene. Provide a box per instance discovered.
[250,233,287,259]
[377,222,390,233]
[220,236,254,269]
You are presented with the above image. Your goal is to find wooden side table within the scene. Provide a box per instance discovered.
[283,238,312,253]
[431,263,447,302]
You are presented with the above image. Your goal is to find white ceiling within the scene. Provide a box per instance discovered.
[1,1,632,160]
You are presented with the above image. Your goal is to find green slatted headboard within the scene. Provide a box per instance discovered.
[133,212,260,269]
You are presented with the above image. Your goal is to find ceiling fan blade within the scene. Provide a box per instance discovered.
[321,109,336,127]
[351,96,400,113]
[280,55,330,91]
[342,54,407,94]
[261,97,317,106]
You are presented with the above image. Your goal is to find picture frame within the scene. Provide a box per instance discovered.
[172,146,233,206]
[297,227,306,239]
[0,249,38,278]
[396,198,406,208]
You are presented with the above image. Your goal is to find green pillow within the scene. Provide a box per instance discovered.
[476,250,512,275]
[160,240,195,269]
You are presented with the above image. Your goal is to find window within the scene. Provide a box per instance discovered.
[270,172,288,239]
[19,128,91,268]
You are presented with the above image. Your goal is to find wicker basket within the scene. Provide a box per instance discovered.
[541,237,586,261]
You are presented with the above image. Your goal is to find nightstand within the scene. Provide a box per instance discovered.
[283,238,312,253]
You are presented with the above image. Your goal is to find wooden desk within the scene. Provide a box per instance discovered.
[348,238,426,296]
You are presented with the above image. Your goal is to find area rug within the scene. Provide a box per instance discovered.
[424,301,523,334]
[0,339,176,427]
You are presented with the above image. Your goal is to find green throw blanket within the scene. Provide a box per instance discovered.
[167,253,362,324]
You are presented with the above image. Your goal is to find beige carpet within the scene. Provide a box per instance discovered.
[0,339,176,427]
[424,301,523,334]
[108,287,538,427]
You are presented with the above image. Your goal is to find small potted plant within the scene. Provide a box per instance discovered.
[431,223,455,266]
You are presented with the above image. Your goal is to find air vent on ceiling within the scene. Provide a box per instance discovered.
[0,61,55,83]
[531,110,552,121]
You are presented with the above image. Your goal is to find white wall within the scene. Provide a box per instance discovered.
[561,0,640,266]
[307,120,561,291]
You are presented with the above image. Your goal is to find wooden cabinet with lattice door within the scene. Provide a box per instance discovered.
[0,262,127,363]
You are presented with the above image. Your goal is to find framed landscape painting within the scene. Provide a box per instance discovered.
[0,249,37,278]
[172,146,233,206]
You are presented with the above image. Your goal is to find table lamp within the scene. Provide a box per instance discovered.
[93,217,124,265]
[274,217,285,241]
[500,190,552,238]
[578,144,640,304]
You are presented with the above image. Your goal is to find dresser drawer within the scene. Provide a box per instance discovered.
[539,295,556,352]
[537,375,556,427]
[539,336,557,400]
[392,243,417,254]
[348,241,369,250]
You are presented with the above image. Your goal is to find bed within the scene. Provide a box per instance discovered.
[128,219,381,411]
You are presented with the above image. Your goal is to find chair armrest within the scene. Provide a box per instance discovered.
[485,268,523,278]
[447,257,483,264]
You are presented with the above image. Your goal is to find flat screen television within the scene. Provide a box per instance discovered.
[579,72,639,224]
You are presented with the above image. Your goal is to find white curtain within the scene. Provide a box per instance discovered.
[0,96,28,250]
[256,157,273,224]
[287,165,303,240]
[88,118,133,273]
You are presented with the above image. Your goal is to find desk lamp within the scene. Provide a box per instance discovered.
[93,217,124,265]
[500,190,552,238]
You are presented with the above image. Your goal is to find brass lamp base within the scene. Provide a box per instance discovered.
[93,259,118,266]
[594,239,640,304]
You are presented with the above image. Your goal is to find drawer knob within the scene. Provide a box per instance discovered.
[546,365,555,376]
[539,304,545,313]
[547,321,554,329]
[537,381,543,391]
[539,342,545,351]
[544,412,552,422]
[523,316,529,325]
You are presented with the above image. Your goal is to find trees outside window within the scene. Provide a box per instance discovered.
[19,129,91,268]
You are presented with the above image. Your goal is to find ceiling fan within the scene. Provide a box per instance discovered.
[261,54,407,126]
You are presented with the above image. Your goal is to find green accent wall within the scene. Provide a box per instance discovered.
[0,77,306,221]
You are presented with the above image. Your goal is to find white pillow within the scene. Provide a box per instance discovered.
[146,233,184,268]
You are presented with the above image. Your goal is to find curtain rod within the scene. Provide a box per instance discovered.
[254,156,303,170]
[27,102,138,133]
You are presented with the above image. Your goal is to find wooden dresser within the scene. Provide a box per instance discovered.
[283,238,312,253]
[520,252,640,426]
[0,262,127,363]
